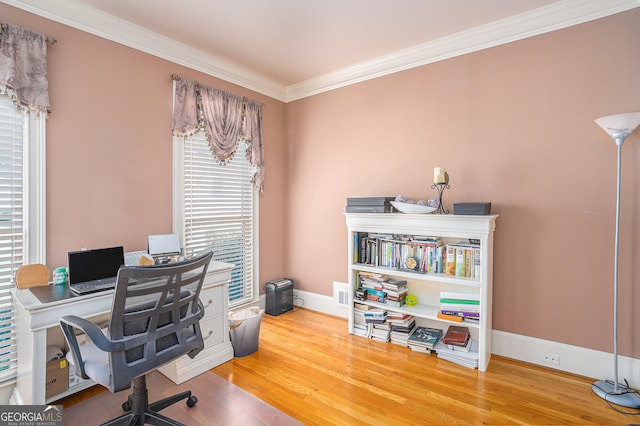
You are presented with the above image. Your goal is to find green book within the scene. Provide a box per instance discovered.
[439,298,480,305]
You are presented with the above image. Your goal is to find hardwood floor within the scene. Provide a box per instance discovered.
[63,308,637,425]
[212,308,637,425]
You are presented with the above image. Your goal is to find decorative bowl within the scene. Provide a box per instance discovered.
[390,201,436,214]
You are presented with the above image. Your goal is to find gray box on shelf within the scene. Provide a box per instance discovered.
[453,202,492,215]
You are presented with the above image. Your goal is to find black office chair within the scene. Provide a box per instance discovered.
[60,251,213,426]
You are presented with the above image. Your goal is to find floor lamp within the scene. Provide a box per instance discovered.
[592,111,640,408]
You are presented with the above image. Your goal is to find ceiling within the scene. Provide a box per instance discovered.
[5,0,639,101]
[71,0,560,86]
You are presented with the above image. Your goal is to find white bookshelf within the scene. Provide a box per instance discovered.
[345,213,497,372]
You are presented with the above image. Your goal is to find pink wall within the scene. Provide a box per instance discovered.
[0,4,287,287]
[2,3,639,358]
[285,10,640,357]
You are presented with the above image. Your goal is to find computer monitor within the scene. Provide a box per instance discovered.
[67,246,125,285]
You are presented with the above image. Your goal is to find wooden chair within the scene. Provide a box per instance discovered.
[15,264,50,289]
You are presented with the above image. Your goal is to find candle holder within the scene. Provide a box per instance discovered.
[430,182,450,214]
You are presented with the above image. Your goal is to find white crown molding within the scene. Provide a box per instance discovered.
[3,0,639,103]
[285,0,640,101]
[1,0,287,101]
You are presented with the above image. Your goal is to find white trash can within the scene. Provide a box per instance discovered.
[229,307,264,357]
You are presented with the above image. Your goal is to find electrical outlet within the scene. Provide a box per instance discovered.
[541,352,560,365]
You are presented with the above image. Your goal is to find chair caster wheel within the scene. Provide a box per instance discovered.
[122,399,132,412]
[186,395,198,407]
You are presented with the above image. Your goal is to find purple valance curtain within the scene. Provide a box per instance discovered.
[0,22,50,115]
[172,76,265,192]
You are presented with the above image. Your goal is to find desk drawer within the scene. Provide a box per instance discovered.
[199,285,223,318]
[200,315,225,349]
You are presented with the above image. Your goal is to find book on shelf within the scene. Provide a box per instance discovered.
[440,292,479,301]
[465,250,472,278]
[439,293,480,314]
[390,331,414,346]
[363,308,386,318]
[439,310,480,319]
[353,322,371,337]
[435,340,479,369]
[439,303,480,312]
[445,246,456,276]
[443,325,470,346]
[383,278,408,289]
[439,298,479,305]
[371,323,391,342]
[412,236,443,244]
[345,205,394,213]
[455,247,466,277]
[445,337,473,353]
[361,281,384,291]
[354,302,372,311]
[367,295,387,304]
[385,298,406,308]
[358,271,386,284]
[407,326,443,350]
[390,320,416,334]
[408,344,432,354]
[386,312,412,323]
[437,311,463,322]
[355,287,367,301]
[346,197,396,207]
[385,287,408,297]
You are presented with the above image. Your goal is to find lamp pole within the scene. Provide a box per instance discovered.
[591,112,640,408]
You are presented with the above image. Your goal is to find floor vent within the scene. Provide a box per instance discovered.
[333,281,349,307]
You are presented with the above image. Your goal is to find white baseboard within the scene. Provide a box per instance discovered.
[290,289,640,389]
[293,289,349,318]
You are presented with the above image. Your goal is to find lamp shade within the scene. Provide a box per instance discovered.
[595,112,640,144]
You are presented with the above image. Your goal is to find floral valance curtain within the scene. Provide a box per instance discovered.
[172,76,265,192]
[0,22,50,115]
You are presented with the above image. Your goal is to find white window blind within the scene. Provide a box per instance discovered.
[176,133,257,307]
[0,97,26,379]
[0,95,46,382]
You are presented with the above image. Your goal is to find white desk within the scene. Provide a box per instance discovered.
[10,260,234,405]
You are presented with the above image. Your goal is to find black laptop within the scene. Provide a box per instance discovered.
[68,246,125,295]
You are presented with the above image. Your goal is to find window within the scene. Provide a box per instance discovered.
[0,95,46,382]
[173,133,258,307]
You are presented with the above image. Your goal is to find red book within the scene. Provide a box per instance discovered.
[443,325,470,346]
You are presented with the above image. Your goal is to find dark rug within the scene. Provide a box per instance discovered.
[61,370,302,425]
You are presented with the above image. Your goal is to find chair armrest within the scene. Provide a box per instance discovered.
[59,315,124,379]
[186,299,206,359]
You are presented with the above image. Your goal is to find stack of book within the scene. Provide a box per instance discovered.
[371,323,391,342]
[345,197,396,214]
[358,272,387,303]
[353,303,372,337]
[407,326,443,353]
[387,312,416,346]
[358,271,385,290]
[436,325,478,368]
[383,278,408,307]
[439,291,480,322]
[435,340,479,369]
